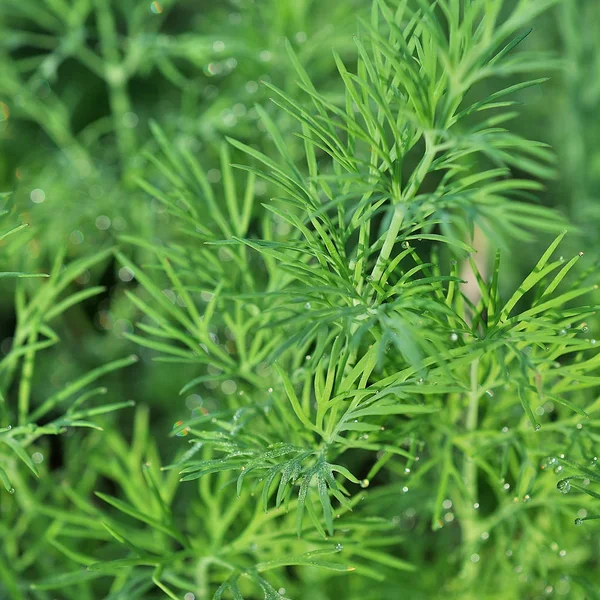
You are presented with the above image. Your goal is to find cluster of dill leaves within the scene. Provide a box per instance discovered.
[1,1,600,599]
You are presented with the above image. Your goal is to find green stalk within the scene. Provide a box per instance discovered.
[461,358,481,579]
[17,329,38,426]
[95,0,136,178]
[369,203,405,285]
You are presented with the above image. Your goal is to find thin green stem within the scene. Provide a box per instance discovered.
[461,358,481,578]
[369,204,405,285]
[95,0,136,177]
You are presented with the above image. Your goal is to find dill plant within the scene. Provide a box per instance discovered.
[1,1,600,599]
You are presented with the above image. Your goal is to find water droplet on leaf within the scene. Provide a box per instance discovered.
[540,457,557,470]
[557,479,571,494]
[173,421,189,437]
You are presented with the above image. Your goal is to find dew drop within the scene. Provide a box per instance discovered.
[473,502,480,510]
[470,553,480,563]
[8,488,15,494]
[574,518,584,526]
[267,387,273,393]
[304,302,311,309]
[401,241,410,249]
[402,486,409,493]
[449,332,458,342]
[360,479,370,488]
[557,479,571,494]
[335,543,344,551]
[559,549,566,557]
[172,421,189,437]
[404,467,411,474]
[417,377,424,385]
[534,423,541,432]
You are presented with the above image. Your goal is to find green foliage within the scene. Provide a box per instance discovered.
[1,1,600,599]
